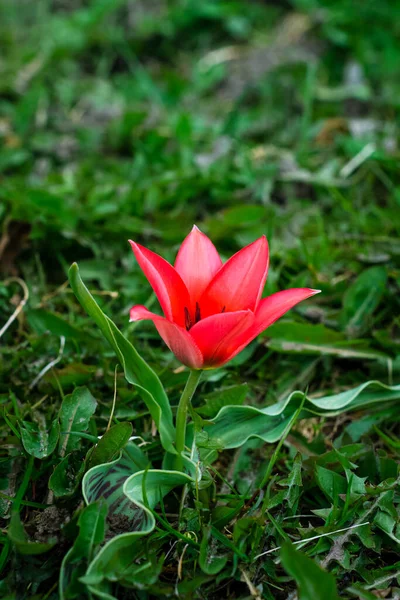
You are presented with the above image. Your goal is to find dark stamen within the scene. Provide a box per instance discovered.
[195,302,201,323]
[221,306,226,313]
[184,307,192,330]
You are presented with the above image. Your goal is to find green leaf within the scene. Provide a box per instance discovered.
[43,363,96,389]
[345,470,367,498]
[79,443,197,599]
[374,510,396,536]
[280,543,340,600]
[8,511,56,555]
[87,422,133,469]
[81,466,195,599]
[199,526,228,575]
[49,452,86,498]
[68,263,175,453]
[373,491,399,541]
[19,419,59,459]
[377,490,397,518]
[201,380,400,449]
[340,267,387,337]
[316,466,347,501]
[60,501,107,600]
[197,383,248,417]
[206,205,266,239]
[14,85,44,135]
[347,585,381,600]
[123,468,194,508]
[27,309,83,339]
[59,386,97,455]
[279,453,303,508]
[263,321,387,360]
[83,448,150,525]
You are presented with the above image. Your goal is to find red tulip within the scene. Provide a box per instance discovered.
[129,226,320,369]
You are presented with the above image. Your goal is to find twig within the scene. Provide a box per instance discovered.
[36,280,69,307]
[321,475,400,568]
[0,278,29,340]
[339,142,376,178]
[254,522,369,560]
[29,336,65,390]
[364,569,400,590]
[177,543,189,580]
[106,365,118,432]
[241,569,262,600]
[38,283,118,308]
[29,395,49,412]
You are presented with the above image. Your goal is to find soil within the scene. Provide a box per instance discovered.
[33,506,70,543]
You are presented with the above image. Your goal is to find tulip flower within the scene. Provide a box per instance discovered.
[129,226,320,369]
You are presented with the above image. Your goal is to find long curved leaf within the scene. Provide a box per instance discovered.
[60,501,108,600]
[72,440,198,599]
[80,459,194,599]
[82,451,150,525]
[68,262,175,453]
[202,380,400,449]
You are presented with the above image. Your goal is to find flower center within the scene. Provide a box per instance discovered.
[184,302,201,330]
[184,304,226,330]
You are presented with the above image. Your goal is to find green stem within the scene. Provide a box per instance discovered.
[13,455,34,513]
[175,369,202,465]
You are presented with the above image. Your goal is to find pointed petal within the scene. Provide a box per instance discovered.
[200,236,269,318]
[189,310,254,367]
[129,241,190,327]
[174,225,222,303]
[129,305,203,368]
[129,305,159,322]
[218,288,321,365]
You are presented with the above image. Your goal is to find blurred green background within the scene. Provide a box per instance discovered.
[1,0,399,393]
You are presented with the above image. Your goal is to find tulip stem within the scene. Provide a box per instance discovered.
[175,369,202,467]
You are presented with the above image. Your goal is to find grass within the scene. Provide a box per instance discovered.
[0,0,400,598]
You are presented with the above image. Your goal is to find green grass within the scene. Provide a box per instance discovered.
[0,0,400,598]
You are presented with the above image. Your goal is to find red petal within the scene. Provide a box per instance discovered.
[129,305,157,321]
[218,288,321,365]
[174,225,222,304]
[199,236,269,318]
[129,241,190,327]
[189,310,254,367]
[129,305,203,368]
